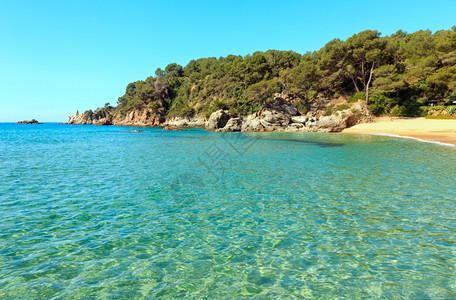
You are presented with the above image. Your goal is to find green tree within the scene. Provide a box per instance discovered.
[287,54,318,101]
[344,30,387,104]
[372,64,406,96]
[427,65,456,98]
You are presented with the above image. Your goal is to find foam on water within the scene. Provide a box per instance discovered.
[370,132,456,148]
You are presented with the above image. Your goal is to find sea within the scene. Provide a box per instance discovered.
[1,123,455,298]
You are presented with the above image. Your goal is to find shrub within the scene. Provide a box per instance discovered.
[323,104,335,116]
[333,92,339,99]
[390,105,407,117]
[335,104,350,111]
[426,114,456,119]
[83,110,93,118]
[347,92,366,103]
[448,106,456,116]
[294,99,309,114]
[180,106,195,117]
[419,106,429,117]
[368,94,395,116]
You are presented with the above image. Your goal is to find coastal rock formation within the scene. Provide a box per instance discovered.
[165,115,205,127]
[67,107,207,128]
[311,116,347,132]
[256,94,298,130]
[67,107,113,125]
[240,115,265,132]
[207,94,373,133]
[213,93,299,132]
[16,119,42,124]
[205,110,231,131]
[67,93,372,132]
[93,118,113,126]
[67,112,92,124]
[284,103,372,132]
[216,117,243,132]
[114,108,163,126]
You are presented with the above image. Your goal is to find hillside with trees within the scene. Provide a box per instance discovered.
[75,27,456,124]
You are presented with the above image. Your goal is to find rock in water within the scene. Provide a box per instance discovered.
[163,125,189,131]
[16,119,42,124]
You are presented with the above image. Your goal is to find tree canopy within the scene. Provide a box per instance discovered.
[112,27,456,118]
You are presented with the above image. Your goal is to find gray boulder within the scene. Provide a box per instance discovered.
[286,123,305,131]
[241,115,265,132]
[255,94,300,130]
[217,117,243,132]
[259,110,291,127]
[206,110,231,131]
[291,116,308,124]
[315,116,347,132]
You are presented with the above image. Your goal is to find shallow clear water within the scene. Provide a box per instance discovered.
[0,123,455,299]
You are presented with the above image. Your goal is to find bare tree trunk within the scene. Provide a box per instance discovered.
[351,76,360,93]
[361,61,366,90]
[365,62,375,105]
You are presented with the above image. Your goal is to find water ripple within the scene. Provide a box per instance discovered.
[0,124,455,298]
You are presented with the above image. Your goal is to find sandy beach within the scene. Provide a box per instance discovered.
[343,117,456,146]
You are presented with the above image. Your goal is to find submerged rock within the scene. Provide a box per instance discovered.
[163,125,189,131]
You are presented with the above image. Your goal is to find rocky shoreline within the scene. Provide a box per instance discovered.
[66,93,372,133]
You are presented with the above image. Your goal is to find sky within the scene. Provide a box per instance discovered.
[0,0,455,122]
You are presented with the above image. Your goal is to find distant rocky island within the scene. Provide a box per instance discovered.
[66,27,456,132]
[17,119,42,124]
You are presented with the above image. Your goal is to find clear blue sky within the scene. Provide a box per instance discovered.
[1,0,455,122]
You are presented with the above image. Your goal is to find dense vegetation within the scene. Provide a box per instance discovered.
[112,27,456,119]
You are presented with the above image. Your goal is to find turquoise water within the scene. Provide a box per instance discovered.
[1,123,455,299]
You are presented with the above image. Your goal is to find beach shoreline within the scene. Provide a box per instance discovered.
[342,117,456,146]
